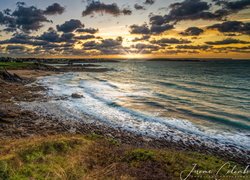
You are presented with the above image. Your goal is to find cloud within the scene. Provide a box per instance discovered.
[2,4,50,33]
[131,43,161,52]
[205,38,250,45]
[214,0,250,12]
[82,37,125,54]
[150,24,174,34]
[176,45,212,50]
[163,49,199,54]
[37,28,62,42]
[82,1,132,16]
[75,28,99,34]
[132,35,151,42]
[180,27,204,36]
[208,21,250,35]
[122,9,132,15]
[168,0,210,20]
[210,45,250,53]
[60,33,75,42]
[130,24,150,34]
[37,28,76,43]
[0,33,47,46]
[151,38,192,46]
[75,35,95,40]
[0,2,65,33]
[5,45,28,54]
[147,0,240,31]
[57,19,84,33]
[130,23,173,35]
[0,33,32,44]
[6,45,26,51]
[134,4,145,10]
[43,3,65,15]
[132,0,229,36]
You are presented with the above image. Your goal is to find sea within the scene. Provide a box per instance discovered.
[21,60,250,152]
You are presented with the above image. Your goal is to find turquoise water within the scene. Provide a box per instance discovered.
[22,60,250,151]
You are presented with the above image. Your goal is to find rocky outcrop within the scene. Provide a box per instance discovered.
[0,69,23,83]
[71,93,84,98]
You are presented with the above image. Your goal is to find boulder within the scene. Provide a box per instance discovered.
[71,93,84,98]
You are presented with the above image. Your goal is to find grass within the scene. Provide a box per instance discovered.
[0,134,248,179]
[0,62,36,70]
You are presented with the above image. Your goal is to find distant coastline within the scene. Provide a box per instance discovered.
[1,56,250,65]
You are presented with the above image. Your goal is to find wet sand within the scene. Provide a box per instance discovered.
[0,69,249,165]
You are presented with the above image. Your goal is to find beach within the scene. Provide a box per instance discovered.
[0,64,249,166]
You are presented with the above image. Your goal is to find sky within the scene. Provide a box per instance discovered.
[0,0,250,59]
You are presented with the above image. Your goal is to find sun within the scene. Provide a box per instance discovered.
[121,53,148,59]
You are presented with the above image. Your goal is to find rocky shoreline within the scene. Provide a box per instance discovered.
[0,70,249,165]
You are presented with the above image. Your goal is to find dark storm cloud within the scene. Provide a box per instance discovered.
[0,11,13,26]
[75,35,95,40]
[131,43,161,52]
[7,4,50,33]
[214,0,250,12]
[5,45,28,54]
[131,0,227,36]
[82,40,98,50]
[134,4,145,10]
[205,38,250,45]
[150,0,228,24]
[44,3,65,15]
[151,38,192,46]
[0,33,48,46]
[132,35,151,42]
[82,37,125,54]
[150,24,174,34]
[37,28,61,42]
[147,0,245,33]
[60,33,75,42]
[57,19,84,33]
[144,0,155,5]
[168,0,210,20]
[176,45,212,50]
[0,33,32,44]
[37,28,76,43]
[0,27,78,48]
[208,21,250,35]
[98,37,123,48]
[0,2,65,33]
[82,1,132,17]
[180,27,204,36]
[122,9,132,15]
[130,23,173,35]
[6,45,26,51]
[75,28,99,34]
[164,49,199,54]
[130,24,150,34]
[149,15,166,26]
[211,45,250,53]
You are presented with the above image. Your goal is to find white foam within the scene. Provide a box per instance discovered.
[20,73,250,153]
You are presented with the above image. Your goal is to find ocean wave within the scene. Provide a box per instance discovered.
[21,73,250,152]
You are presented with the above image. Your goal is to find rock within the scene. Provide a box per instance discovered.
[71,93,84,98]
[0,69,23,83]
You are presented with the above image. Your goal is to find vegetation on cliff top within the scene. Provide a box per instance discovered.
[0,134,246,180]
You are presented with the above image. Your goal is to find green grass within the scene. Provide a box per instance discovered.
[0,62,36,70]
[0,135,248,179]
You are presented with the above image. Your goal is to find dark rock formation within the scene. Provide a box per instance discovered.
[0,69,23,82]
[71,93,84,98]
